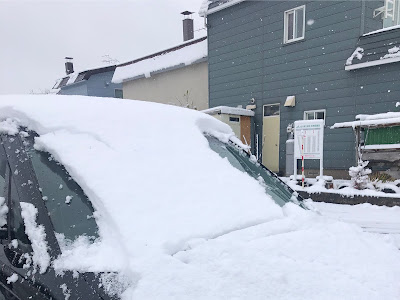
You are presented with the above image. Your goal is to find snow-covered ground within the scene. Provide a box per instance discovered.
[312,202,400,250]
[0,95,399,299]
[313,202,400,234]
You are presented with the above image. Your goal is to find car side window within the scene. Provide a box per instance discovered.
[0,147,7,239]
[9,175,31,250]
[0,142,31,251]
[22,134,98,243]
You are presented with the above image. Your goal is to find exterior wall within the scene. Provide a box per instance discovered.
[213,114,241,137]
[122,62,208,111]
[363,0,384,33]
[86,70,122,98]
[207,0,400,176]
[58,81,88,96]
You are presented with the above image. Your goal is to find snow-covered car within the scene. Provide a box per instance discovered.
[0,95,398,300]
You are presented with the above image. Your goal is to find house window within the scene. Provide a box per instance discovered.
[304,109,326,124]
[114,89,123,99]
[284,5,305,44]
[373,0,400,28]
[264,104,280,116]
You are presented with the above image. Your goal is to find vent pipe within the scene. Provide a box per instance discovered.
[181,11,194,41]
[65,57,74,75]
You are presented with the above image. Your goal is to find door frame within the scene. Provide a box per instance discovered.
[262,103,281,172]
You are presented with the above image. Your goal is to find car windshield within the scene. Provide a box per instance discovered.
[22,133,99,242]
[206,136,305,208]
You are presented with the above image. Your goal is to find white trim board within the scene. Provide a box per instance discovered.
[345,56,400,70]
[201,0,247,16]
[363,24,400,36]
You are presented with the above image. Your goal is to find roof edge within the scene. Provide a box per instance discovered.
[118,36,207,68]
[118,57,208,84]
[200,0,246,17]
[345,56,400,71]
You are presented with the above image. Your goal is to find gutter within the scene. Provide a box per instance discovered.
[200,0,246,17]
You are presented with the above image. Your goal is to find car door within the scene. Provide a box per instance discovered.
[0,133,106,299]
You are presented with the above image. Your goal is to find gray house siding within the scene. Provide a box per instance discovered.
[58,81,88,96]
[207,0,399,176]
[86,71,121,98]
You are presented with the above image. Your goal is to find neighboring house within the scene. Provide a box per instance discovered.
[112,36,208,111]
[200,0,400,177]
[53,62,123,98]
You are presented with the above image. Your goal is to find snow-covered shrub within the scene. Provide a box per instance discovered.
[349,160,372,190]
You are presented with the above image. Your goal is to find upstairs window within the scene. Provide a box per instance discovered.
[373,0,400,28]
[284,5,305,44]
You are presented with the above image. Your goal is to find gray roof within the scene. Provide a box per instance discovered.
[346,27,400,69]
[54,65,117,89]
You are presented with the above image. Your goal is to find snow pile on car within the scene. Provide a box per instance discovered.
[0,95,399,300]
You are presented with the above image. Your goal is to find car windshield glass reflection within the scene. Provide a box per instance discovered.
[207,136,305,208]
[22,133,98,242]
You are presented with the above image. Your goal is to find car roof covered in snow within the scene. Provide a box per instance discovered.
[0,95,399,299]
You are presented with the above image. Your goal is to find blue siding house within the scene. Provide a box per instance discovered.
[54,65,123,98]
[201,0,400,178]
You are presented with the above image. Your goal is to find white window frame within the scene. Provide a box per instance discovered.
[263,103,280,117]
[284,5,306,44]
[374,0,400,28]
[303,109,326,124]
[385,0,400,27]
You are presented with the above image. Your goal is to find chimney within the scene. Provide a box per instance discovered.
[181,11,194,41]
[65,57,74,75]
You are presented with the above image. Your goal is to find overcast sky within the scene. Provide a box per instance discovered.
[0,0,205,94]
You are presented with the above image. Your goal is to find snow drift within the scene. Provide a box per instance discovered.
[0,95,398,300]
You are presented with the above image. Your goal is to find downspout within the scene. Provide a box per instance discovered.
[360,0,366,36]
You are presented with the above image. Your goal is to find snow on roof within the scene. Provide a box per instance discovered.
[356,111,400,121]
[112,37,207,84]
[345,27,400,70]
[0,95,399,298]
[66,72,79,86]
[202,106,255,116]
[199,0,246,16]
[199,0,212,16]
[345,47,364,66]
[332,111,400,128]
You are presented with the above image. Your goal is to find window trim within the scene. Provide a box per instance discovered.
[263,103,280,117]
[284,5,306,44]
[303,109,326,124]
[114,88,123,99]
[383,0,400,28]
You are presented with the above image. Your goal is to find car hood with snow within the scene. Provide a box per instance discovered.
[0,95,399,300]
